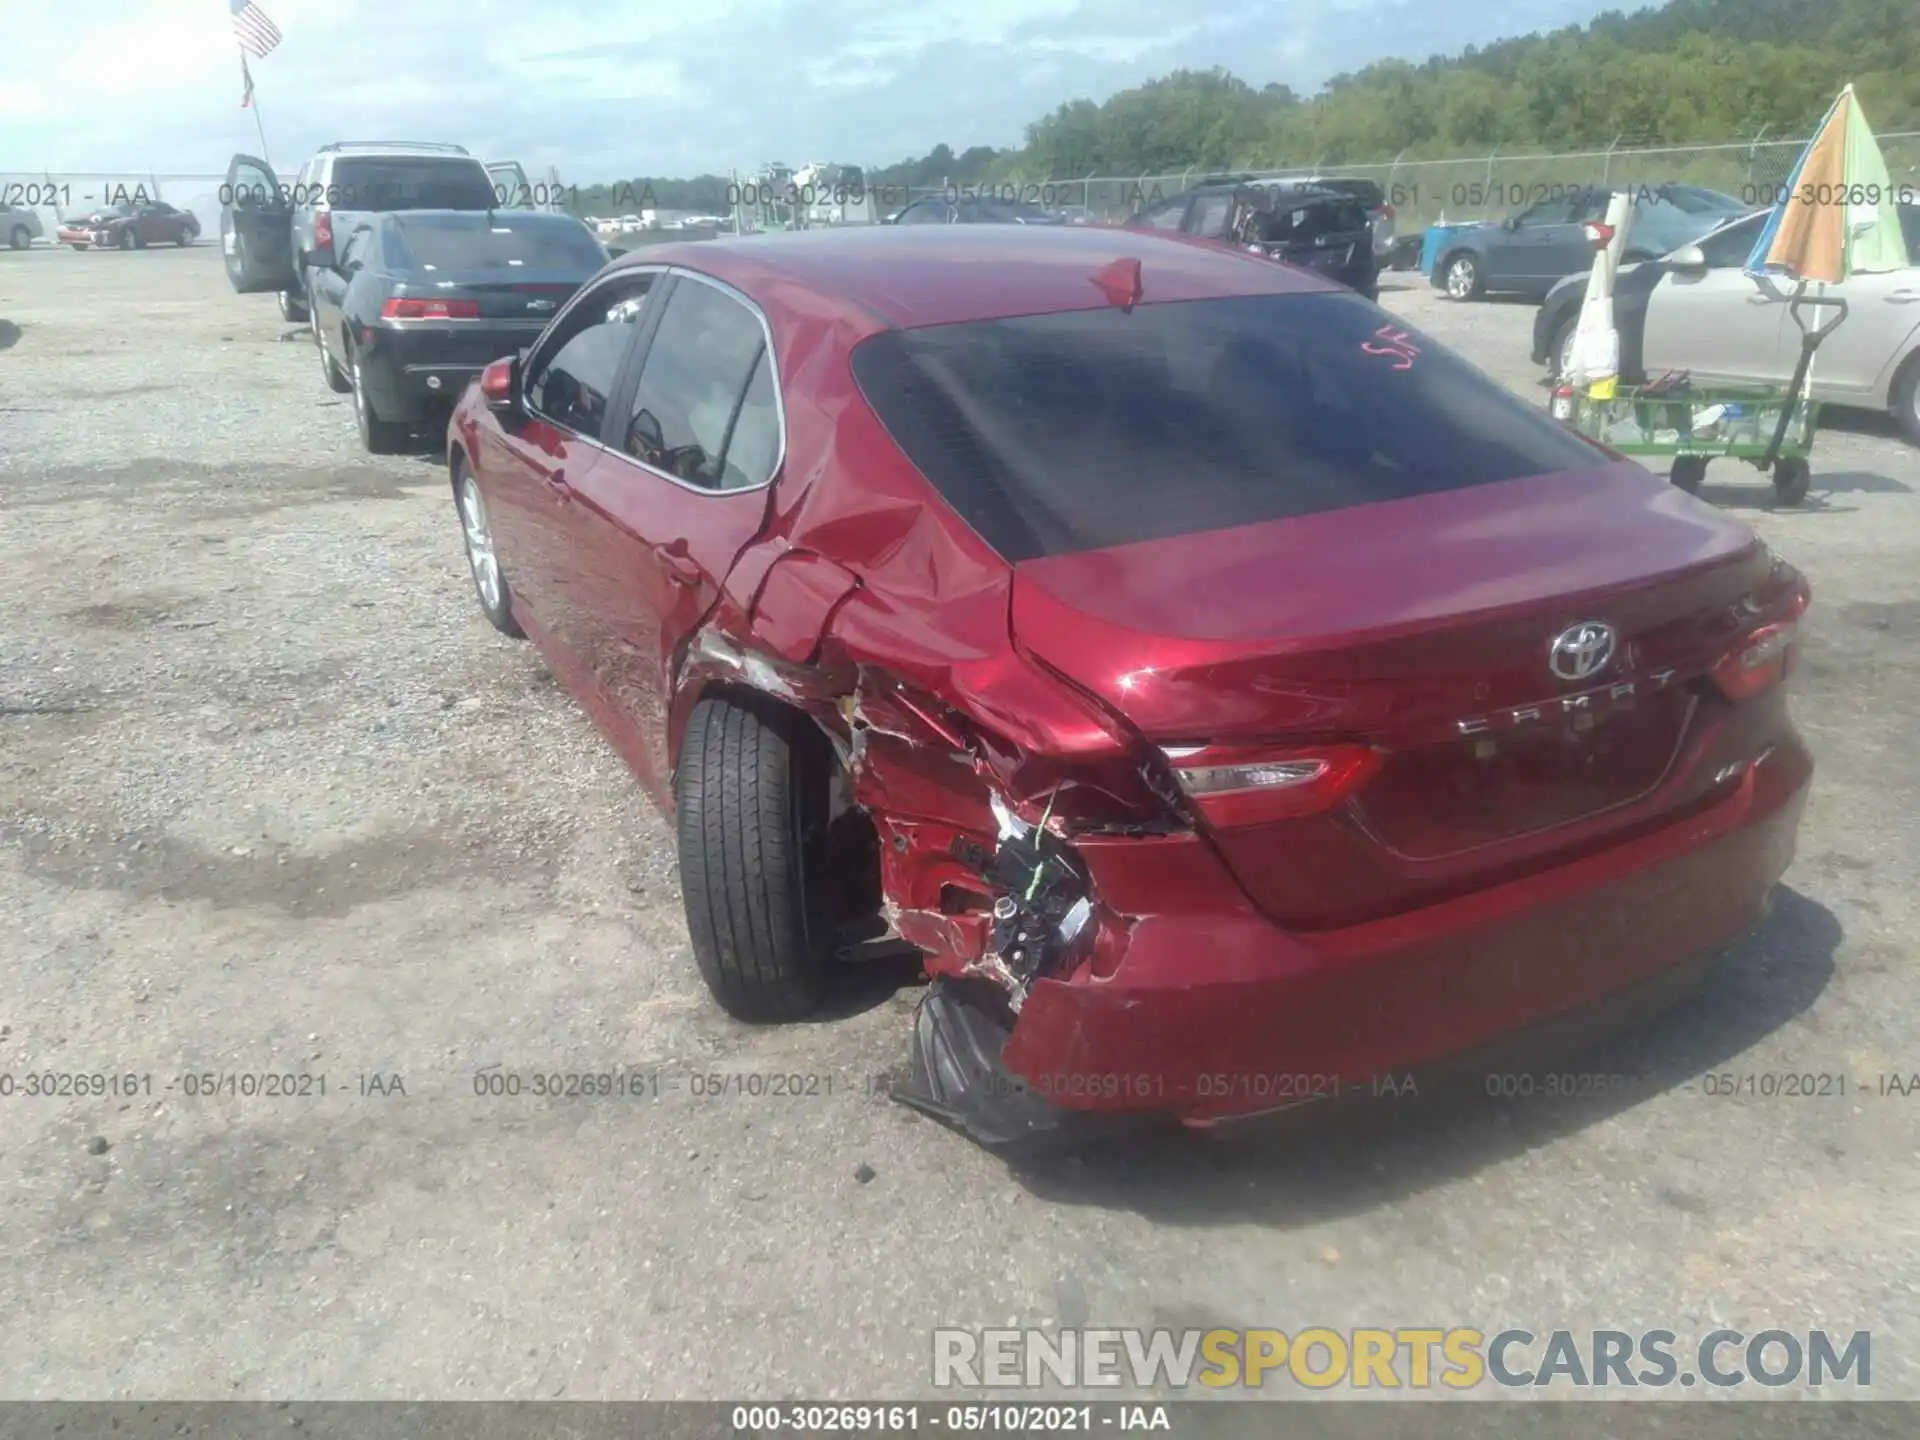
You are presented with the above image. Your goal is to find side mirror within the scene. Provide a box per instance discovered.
[1669,244,1707,271]
[480,356,521,417]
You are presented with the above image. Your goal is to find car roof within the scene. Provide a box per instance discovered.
[387,208,588,229]
[607,223,1341,330]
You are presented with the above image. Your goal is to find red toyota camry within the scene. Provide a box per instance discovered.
[445,224,1811,1146]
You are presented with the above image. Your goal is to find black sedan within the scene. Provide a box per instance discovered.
[1124,179,1379,299]
[307,209,610,453]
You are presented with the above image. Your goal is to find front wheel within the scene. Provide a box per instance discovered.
[176,229,195,247]
[69,243,89,251]
[118,230,135,251]
[1772,457,1812,506]
[277,289,309,322]
[454,465,525,638]
[314,310,350,393]
[1443,252,1482,300]
[7,226,27,251]
[1891,350,1920,446]
[676,695,834,1023]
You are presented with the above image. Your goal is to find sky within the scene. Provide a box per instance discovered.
[0,0,1620,182]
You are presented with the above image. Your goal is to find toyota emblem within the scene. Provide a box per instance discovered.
[1548,621,1617,681]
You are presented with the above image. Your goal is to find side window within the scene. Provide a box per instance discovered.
[1137,198,1189,231]
[1187,193,1232,237]
[1515,197,1575,227]
[338,226,375,271]
[1899,205,1920,266]
[618,279,778,490]
[1698,217,1762,268]
[896,200,946,225]
[527,277,655,437]
[229,158,281,212]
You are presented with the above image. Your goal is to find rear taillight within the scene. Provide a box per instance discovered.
[1583,220,1615,250]
[1711,620,1800,700]
[1163,742,1382,827]
[381,297,481,320]
[315,210,333,250]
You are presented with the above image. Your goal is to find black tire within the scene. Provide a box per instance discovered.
[1891,351,1920,447]
[69,243,88,251]
[277,288,309,323]
[1670,455,1708,494]
[1442,251,1483,301]
[1772,457,1811,506]
[350,346,410,455]
[7,226,27,251]
[315,311,350,393]
[118,230,135,250]
[676,695,833,1023]
[1549,317,1577,382]
[176,229,195,247]
[452,460,525,638]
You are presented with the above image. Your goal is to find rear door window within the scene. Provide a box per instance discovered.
[618,279,778,489]
[329,157,494,211]
[851,290,1602,562]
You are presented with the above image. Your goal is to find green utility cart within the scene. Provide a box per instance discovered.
[1550,292,1847,508]
[1551,381,1818,505]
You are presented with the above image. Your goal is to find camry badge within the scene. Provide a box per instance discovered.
[1548,621,1618,682]
[527,298,556,312]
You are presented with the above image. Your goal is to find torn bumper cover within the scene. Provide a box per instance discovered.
[900,741,1807,1139]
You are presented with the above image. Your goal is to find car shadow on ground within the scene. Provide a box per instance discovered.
[1005,886,1841,1228]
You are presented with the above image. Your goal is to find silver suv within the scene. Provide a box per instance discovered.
[235,142,533,322]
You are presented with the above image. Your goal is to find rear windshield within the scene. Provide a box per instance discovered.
[1311,179,1386,208]
[329,157,495,211]
[393,216,607,272]
[850,291,1603,562]
[1251,195,1370,242]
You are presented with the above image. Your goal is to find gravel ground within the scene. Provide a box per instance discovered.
[1,247,1916,1404]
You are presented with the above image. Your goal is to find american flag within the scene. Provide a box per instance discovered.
[231,0,282,58]
[240,54,255,108]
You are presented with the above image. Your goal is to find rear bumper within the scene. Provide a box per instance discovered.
[1001,737,1811,1120]
[358,325,535,423]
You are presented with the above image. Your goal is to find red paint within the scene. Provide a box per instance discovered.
[449,225,1813,1120]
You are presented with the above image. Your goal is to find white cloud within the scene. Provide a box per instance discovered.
[0,0,1624,180]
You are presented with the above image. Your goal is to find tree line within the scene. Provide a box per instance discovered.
[583,0,1918,202]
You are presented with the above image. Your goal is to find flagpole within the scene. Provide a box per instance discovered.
[239,45,272,166]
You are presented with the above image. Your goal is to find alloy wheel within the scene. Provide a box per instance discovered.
[1446,257,1475,299]
[460,475,503,611]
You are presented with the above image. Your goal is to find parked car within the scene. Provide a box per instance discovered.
[296,209,609,453]
[1293,174,1396,256]
[441,223,1812,1143]
[887,195,1065,225]
[221,142,515,324]
[1,201,44,250]
[1125,178,1379,299]
[1534,203,1920,444]
[56,201,198,250]
[1432,184,1753,301]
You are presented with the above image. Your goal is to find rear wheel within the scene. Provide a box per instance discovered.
[314,310,350,393]
[69,243,88,251]
[1670,455,1708,494]
[676,695,834,1023]
[7,226,27,251]
[118,230,135,251]
[1772,457,1812,506]
[1443,252,1482,300]
[1551,318,1578,381]
[350,347,410,455]
[1891,351,1920,446]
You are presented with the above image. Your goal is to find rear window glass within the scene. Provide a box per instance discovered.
[850,291,1603,562]
[394,217,607,271]
[329,157,495,211]
[1252,196,1370,242]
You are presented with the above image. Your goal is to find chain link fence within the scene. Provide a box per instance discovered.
[10,130,1920,248]
[882,130,1920,232]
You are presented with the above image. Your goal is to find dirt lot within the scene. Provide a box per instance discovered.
[2,247,1916,1402]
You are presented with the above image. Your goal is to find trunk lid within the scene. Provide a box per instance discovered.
[1012,463,1776,927]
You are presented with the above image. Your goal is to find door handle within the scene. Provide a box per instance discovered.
[655,539,700,585]
[1886,289,1920,302]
